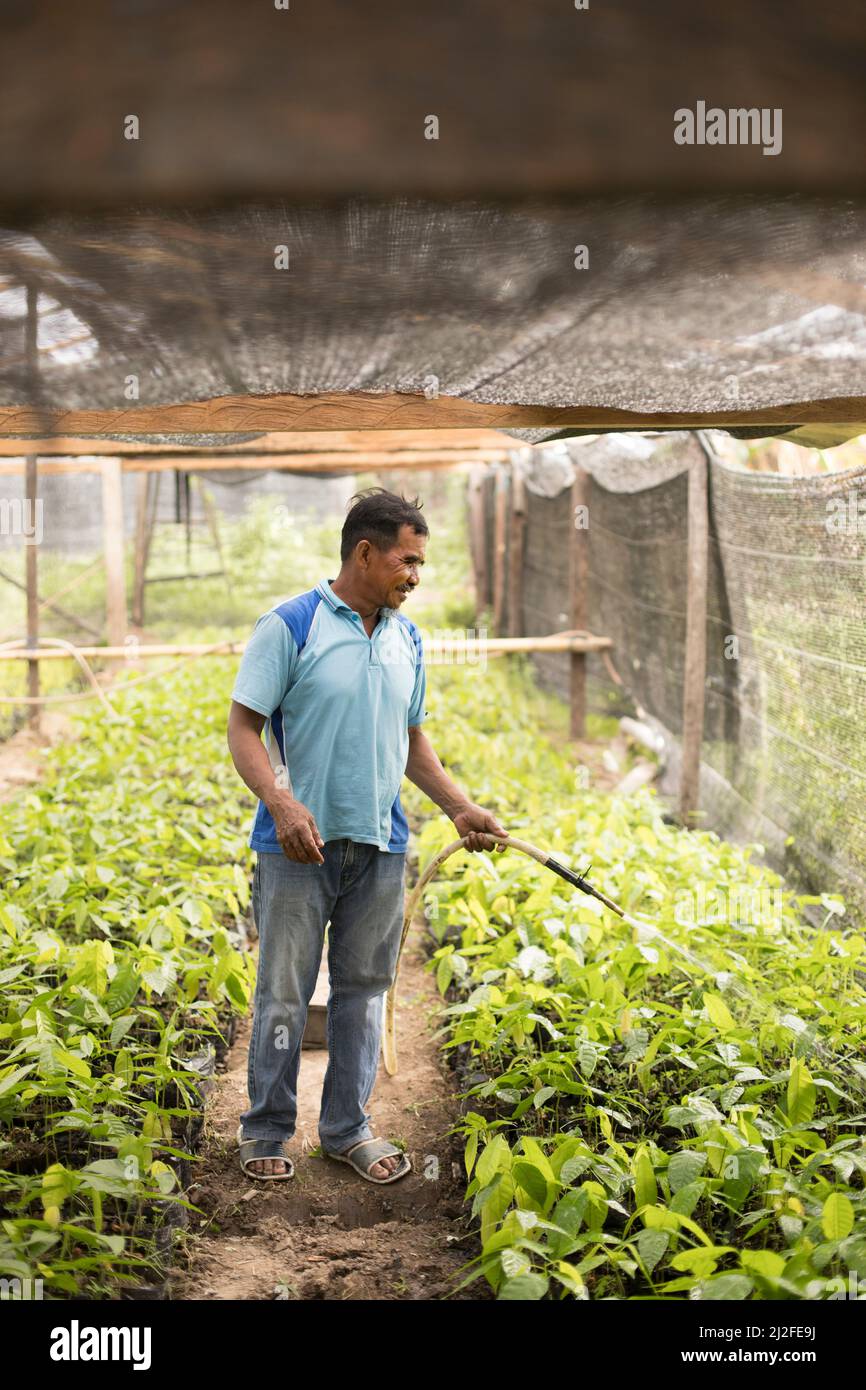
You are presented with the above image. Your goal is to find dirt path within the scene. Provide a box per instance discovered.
[168,909,488,1302]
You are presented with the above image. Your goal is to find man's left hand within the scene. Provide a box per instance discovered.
[452,803,508,852]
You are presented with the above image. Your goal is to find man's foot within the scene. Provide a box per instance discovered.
[358,1150,401,1180]
[323,1137,411,1184]
[237,1127,295,1181]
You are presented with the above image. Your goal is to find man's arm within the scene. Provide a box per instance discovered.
[227,700,325,864]
[404,724,506,852]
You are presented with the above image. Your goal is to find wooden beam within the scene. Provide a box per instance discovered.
[0,451,506,477]
[679,446,710,823]
[0,429,514,458]
[507,458,527,639]
[492,467,509,635]
[569,467,591,739]
[100,459,127,658]
[1,391,865,439]
[1,1,863,201]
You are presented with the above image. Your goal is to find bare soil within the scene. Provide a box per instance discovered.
[168,911,489,1302]
[0,710,73,800]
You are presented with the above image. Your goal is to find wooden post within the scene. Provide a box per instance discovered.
[24,282,40,728]
[132,472,160,628]
[24,453,40,727]
[101,458,127,658]
[679,446,709,823]
[507,457,527,638]
[467,465,490,613]
[569,466,590,739]
[492,466,509,634]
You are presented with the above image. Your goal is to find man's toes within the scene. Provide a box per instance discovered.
[247,1157,287,1175]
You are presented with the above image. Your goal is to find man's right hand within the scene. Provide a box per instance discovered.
[266,793,326,864]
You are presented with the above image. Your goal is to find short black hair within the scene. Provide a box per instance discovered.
[340,487,429,562]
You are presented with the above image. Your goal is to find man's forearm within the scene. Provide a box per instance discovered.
[227,711,292,814]
[404,728,472,821]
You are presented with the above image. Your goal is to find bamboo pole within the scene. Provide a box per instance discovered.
[569,466,590,739]
[0,630,612,663]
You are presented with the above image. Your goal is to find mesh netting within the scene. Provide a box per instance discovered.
[1,197,866,431]
[483,433,866,918]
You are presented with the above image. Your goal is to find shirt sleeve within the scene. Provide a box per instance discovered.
[408,626,427,728]
[231,610,298,717]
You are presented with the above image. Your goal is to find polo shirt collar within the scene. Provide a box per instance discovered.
[316,578,396,620]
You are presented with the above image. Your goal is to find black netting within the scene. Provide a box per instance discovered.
[1,197,866,431]
[480,433,866,918]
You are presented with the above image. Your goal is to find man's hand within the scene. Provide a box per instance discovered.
[452,803,507,853]
[267,792,325,864]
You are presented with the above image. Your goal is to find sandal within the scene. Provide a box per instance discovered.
[323,1137,411,1184]
[237,1124,295,1181]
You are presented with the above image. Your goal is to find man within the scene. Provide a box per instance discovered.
[227,488,506,1182]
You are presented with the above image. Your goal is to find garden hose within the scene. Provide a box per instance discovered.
[382,833,626,1076]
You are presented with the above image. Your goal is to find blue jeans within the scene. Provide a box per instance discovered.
[240,840,406,1152]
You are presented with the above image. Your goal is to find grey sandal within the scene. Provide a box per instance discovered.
[323,1137,411,1184]
[237,1124,295,1181]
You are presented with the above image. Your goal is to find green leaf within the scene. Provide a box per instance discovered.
[787,1058,816,1127]
[498,1273,548,1300]
[670,1181,705,1219]
[741,1250,786,1280]
[670,1247,724,1277]
[476,1135,512,1187]
[0,1062,37,1097]
[55,1050,92,1080]
[532,1085,556,1109]
[114,1049,134,1085]
[697,1273,753,1300]
[821,1193,855,1241]
[512,1160,550,1211]
[668,1151,706,1192]
[702,992,735,1033]
[633,1147,657,1209]
[106,960,140,1014]
[636,1228,669,1273]
[500,1247,531,1279]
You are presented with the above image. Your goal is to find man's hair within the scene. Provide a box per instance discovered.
[340,487,429,562]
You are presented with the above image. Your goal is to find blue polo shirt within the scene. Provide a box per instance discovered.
[231,579,427,854]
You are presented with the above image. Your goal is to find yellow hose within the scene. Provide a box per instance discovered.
[382,833,620,1076]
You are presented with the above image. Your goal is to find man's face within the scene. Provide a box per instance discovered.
[364,524,427,609]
